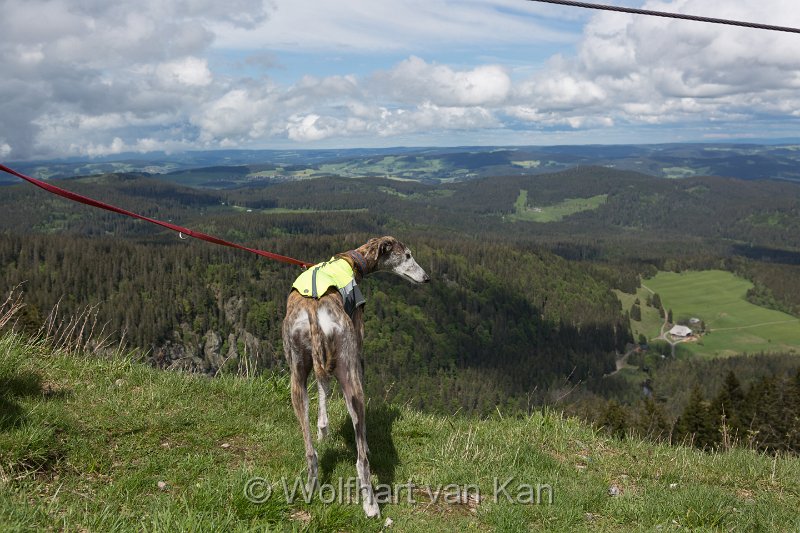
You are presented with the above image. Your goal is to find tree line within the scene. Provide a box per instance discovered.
[589,368,800,454]
[2,166,800,422]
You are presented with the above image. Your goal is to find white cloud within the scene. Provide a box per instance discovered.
[506,106,613,129]
[374,56,511,107]
[155,57,213,88]
[377,103,498,136]
[505,0,800,131]
[287,114,339,142]
[69,136,193,157]
[2,0,800,158]
[194,87,280,141]
[285,102,498,142]
[211,0,576,51]
[515,68,607,111]
[193,66,501,145]
[0,0,269,158]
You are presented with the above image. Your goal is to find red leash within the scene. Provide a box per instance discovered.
[0,163,314,269]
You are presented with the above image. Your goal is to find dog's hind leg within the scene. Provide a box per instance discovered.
[316,377,331,441]
[336,362,380,518]
[289,360,318,491]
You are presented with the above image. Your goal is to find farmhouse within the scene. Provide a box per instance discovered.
[669,325,693,338]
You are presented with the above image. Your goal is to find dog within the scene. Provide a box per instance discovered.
[282,236,429,517]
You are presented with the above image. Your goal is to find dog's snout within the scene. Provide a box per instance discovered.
[422,273,430,283]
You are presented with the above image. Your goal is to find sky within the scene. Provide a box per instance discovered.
[1,0,800,160]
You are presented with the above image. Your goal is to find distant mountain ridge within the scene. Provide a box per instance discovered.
[5,143,800,185]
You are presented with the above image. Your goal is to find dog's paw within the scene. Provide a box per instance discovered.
[363,499,380,518]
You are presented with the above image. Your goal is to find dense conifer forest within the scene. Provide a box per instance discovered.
[2,164,800,450]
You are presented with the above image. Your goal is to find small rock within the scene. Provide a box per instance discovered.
[383,517,394,528]
[608,484,620,496]
[157,481,168,491]
[669,483,678,489]
[221,442,231,448]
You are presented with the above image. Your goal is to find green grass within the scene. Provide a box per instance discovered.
[644,270,800,357]
[661,167,696,179]
[377,186,455,200]
[511,160,541,169]
[746,212,793,228]
[230,206,369,215]
[316,156,446,179]
[510,190,608,223]
[3,332,800,531]
[614,287,664,342]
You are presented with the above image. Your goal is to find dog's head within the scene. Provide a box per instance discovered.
[362,236,430,284]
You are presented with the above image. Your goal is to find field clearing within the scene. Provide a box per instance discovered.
[511,160,541,168]
[644,270,800,357]
[229,205,368,215]
[614,287,664,341]
[316,156,446,178]
[510,190,608,223]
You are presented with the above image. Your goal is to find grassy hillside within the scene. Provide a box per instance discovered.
[510,190,608,223]
[645,270,800,357]
[613,286,664,343]
[2,332,800,531]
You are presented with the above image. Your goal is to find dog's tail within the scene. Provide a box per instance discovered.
[308,303,336,379]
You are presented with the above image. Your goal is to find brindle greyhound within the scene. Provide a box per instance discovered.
[282,236,429,517]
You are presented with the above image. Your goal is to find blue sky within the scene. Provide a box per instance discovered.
[1,0,799,159]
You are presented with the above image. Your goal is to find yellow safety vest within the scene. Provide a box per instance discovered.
[291,257,366,317]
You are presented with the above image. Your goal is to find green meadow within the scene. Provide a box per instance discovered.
[510,190,608,223]
[3,331,800,531]
[613,287,664,342]
[230,205,369,215]
[643,270,800,357]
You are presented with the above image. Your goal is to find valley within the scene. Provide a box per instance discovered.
[2,149,800,451]
[643,270,800,357]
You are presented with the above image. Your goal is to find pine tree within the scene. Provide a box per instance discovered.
[598,400,629,439]
[710,371,746,445]
[651,293,662,311]
[787,369,800,452]
[676,386,716,449]
[634,397,670,442]
[746,377,786,452]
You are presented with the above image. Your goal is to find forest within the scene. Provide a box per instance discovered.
[579,359,800,454]
[2,164,800,451]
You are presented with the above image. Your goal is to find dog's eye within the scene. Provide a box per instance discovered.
[405,252,411,259]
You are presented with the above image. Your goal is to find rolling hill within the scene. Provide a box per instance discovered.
[5,143,800,186]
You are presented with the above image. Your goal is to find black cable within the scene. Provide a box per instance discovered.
[527,0,800,34]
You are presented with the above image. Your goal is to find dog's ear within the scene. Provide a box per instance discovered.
[379,239,393,256]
